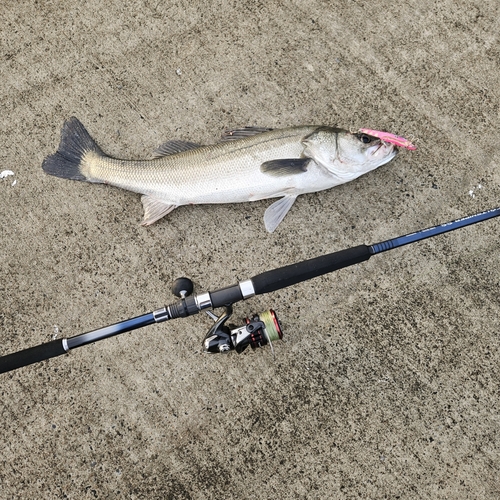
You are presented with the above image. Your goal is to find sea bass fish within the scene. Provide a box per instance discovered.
[42,117,414,232]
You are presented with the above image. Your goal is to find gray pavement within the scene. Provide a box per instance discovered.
[1,1,499,498]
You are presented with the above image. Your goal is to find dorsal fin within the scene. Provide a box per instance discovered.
[221,127,273,141]
[152,140,200,158]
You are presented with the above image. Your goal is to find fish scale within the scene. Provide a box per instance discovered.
[87,131,310,202]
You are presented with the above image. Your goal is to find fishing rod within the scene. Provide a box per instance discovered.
[1,206,499,374]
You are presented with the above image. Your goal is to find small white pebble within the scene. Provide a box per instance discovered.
[469,190,475,198]
[11,179,16,186]
[176,68,182,76]
[0,170,14,179]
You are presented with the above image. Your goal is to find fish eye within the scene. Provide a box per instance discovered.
[358,134,374,144]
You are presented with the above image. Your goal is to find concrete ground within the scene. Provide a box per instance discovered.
[1,0,499,498]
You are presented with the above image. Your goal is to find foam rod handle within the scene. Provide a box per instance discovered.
[251,245,371,295]
[0,339,67,374]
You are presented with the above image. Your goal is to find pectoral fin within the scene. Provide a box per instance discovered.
[264,195,297,233]
[141,195,177,226]
[260,158,310,177]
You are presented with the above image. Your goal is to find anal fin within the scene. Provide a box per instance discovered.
[141,195,177,226]
[264,195,297,233]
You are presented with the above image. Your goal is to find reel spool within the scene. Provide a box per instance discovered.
[203,307,283,354]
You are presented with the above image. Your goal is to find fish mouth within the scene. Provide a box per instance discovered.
[367,142,398,169]
[369,141,397,158]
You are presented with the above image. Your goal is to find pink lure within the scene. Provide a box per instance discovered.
[359,128,417,151]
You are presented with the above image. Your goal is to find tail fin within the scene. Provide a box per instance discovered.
[42,117,105,181]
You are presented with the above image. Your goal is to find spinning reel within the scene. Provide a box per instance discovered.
[171,277,283,354]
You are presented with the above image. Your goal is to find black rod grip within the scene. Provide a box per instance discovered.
[0,339,67,374]
[251,244,371,295]
[210,285,244,309]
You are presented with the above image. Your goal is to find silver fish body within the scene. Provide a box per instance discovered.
[42,118,398,232]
